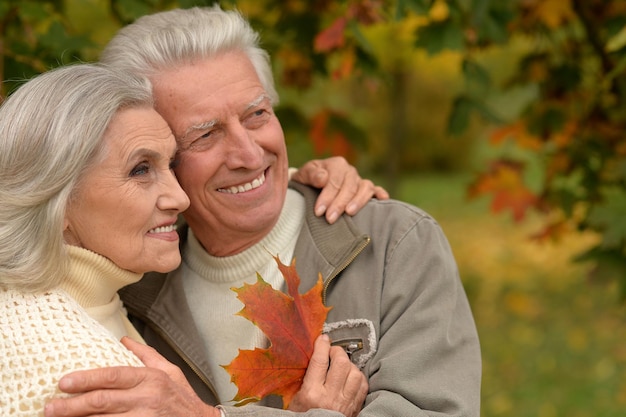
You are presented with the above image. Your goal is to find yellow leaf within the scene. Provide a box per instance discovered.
[533,0,575,29]
[606,25,626,52]
[429,0,449,22]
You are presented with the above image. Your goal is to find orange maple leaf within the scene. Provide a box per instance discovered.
[331,48,356,80]
[530,219,571,243]
[468,160,538,222]
[222,256,331,408]
[489,122,542,151]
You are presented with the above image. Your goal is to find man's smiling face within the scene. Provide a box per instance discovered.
[151,51,289,256]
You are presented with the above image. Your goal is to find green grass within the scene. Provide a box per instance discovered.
[394,173,626,417]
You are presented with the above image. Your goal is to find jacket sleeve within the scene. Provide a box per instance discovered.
[360,214,481,417]
[220,406,344,417]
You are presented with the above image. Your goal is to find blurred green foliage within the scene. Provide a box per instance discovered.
[401,172,626,417]
[3,0,626,414]
[2,0,626,292]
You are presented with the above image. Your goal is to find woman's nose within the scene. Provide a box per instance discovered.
[159,171,190,212]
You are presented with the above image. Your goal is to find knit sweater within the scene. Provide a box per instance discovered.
[181,189,305,404]
[0,246,145,416]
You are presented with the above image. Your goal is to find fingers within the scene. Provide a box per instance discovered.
[291,160,328,189]
[121,337,169,370]
[292,156,390,224]
[44,366,158,416]
[289,339,368,416]
[43,341,220,417]
[343,179,377,216]
[121,336,157,362]
[56,366,140,394]
[44,364,217,417]
[326,346,368,417]
[323,176,390,222]
[373,185,390,201]
[317,164,359,223]
[292,157,357,222]
[45,386,133,417]
[340,363,368,414]
[301,334,332,388]
[121,337,190,387]
[324,346,355,392]
[306,156,359,223]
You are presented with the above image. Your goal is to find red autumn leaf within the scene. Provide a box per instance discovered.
[222,256,331,408]
[348,0,385,25]
[309,109,356,159]
[468,160,538,222]
[314,16,347,52]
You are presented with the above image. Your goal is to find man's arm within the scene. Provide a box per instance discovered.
[358,212,482,416]
[44,337,220,417]
[44,336,366,417]
[292,156,389,224]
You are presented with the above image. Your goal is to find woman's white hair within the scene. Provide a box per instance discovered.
[100,4,279,105]
[0,63,153,292]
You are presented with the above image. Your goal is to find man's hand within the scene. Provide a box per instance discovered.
[44,337,221,417]
[288,335,368,417]
[292,156,389,224]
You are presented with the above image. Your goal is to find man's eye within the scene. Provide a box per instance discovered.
[186,130,218,152]
[191,131,212,145]
[130,163,150,177]
[245,109,271,128]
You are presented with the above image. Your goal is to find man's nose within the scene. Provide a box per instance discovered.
[224,125,264,169]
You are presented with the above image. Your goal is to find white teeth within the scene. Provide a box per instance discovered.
[219,172,265,194]
[148,224,177,234]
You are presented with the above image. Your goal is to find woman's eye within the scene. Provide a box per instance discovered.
[130,163,150,177]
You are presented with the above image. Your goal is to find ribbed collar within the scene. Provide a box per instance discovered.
[183,189,305,284]
[59,245,143,308]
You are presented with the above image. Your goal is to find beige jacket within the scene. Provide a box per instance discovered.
[120,182,481,416]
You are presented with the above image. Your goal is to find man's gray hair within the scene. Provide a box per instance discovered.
[100,4,279,105]
[0,63,153,292]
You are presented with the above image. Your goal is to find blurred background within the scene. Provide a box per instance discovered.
[2,0,626,415]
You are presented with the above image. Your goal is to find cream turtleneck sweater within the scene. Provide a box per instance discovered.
[181,189,305,404]
[59,245,144,341]
[1,245,145,416]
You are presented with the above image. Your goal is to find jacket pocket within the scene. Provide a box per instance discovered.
[324,318,377,369]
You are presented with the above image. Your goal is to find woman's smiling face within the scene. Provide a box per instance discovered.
[63,106,190,274]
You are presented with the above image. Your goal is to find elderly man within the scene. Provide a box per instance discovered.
[45,5,481,417]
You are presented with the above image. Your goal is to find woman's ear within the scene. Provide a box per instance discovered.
[62,217,79,246]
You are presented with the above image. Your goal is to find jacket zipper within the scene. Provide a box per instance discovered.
[322,235,370,305]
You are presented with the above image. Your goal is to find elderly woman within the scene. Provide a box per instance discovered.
[0,63,189,416]
[0,64,370,417]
